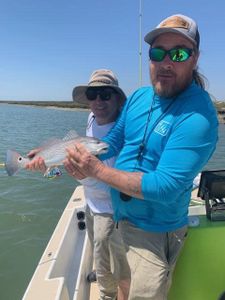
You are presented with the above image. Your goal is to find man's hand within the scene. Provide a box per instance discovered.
[64,143,143,199]
[25,148,47,173]
[63,143,105,180]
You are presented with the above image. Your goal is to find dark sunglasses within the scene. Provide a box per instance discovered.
[86,87,117,101]
[149,47,193,62]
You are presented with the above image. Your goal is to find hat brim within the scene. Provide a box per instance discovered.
[72,85,127,105]
[144,27,197,47]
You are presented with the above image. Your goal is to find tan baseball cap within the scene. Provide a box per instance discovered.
[144,14,200,49]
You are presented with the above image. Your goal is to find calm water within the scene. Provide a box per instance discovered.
[0,104,224,300]
[0,104,89,300]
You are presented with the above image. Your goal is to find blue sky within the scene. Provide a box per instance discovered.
[0,0,224,101]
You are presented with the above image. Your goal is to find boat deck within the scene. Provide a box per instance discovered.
[22,186,225,300]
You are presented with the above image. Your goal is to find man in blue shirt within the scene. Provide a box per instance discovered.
[64,14,218,300]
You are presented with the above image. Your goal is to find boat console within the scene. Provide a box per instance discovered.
[169,170,225,300]
[198,170,225,221]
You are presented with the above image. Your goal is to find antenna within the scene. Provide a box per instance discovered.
[139,0,143,87]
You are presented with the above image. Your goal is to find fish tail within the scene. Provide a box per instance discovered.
[5,150,26,176]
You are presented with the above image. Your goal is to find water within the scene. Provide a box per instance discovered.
[0,104,224,300]
[0,104,89,300]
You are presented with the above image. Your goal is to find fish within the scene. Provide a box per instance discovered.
[5,130,109,176]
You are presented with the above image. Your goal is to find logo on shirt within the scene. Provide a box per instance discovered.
[154,120,171,136]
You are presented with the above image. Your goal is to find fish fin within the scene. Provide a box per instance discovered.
[5,150,28,176]
[40,138,62,149]
[37,131,79,150]
[63,130,79,141]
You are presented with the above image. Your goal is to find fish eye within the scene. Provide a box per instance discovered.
[18,157,22,161]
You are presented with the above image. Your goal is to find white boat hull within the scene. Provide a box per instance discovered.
[22,186,93,300]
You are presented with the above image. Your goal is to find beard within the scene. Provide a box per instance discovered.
[151,68,192,98]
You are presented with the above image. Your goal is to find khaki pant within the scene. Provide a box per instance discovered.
[86,206,130,300]
[119,221,187,300]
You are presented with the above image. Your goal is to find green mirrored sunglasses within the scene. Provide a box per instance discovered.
[149,47,193,62]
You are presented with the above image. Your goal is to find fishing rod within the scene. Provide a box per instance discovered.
[139,0,143,87]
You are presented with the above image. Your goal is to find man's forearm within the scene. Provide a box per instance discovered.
[95,165,144,199]
[64,144,144,199]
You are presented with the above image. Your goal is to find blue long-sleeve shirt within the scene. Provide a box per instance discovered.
[101,82,218,232]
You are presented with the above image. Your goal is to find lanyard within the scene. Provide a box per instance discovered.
[120,93,177,202]
[137,94,176,162]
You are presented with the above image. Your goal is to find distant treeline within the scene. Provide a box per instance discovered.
[213,101,225,124]
[214,101,225,110]
[1,99,224,109]
[0,100,89,109]
[0,99,225,123]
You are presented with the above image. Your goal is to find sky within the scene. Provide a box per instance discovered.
[0,0,225,102]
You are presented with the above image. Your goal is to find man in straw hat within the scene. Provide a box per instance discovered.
[26,69,130,300]
[71,69,130,300]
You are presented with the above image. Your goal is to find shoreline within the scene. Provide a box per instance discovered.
[0,101,89,112]
[1,101,224,123]
[26,104,89,112]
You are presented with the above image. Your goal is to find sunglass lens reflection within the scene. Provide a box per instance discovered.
[170,49,190,62]
[149,48,192,62]
[150,48,166,61]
